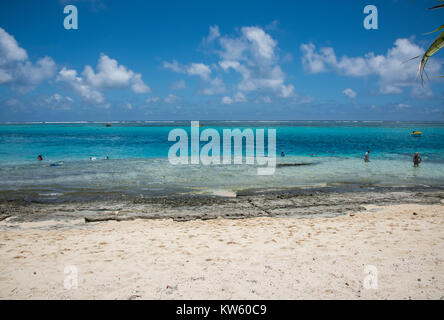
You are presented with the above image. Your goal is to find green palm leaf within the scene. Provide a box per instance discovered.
[417,1,444,82]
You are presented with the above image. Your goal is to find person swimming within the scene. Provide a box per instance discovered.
[413,152,422,167]
[50,161,64,167]
[281,150,285,157]
[38,155,43,161]
[364,150,370,162]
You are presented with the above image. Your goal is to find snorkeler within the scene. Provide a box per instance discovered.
[413,152,422,167]
[364,150,370,162]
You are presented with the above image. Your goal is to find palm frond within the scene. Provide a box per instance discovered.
[418,30,444,83]
[428,4,444,9]
[423,24,444,35]
[429,0,444,10]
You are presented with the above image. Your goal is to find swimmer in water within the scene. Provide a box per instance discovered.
[281,150,285,157]
[364,150,370,162]
[413,152,422,167]
[38,155,43,161]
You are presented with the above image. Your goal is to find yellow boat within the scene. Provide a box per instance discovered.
[411,131,422,137]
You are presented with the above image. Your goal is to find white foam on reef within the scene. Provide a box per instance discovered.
[210,189,237,197]
[38,193,64,197]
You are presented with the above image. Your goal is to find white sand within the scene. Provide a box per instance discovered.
[0,203,443,299]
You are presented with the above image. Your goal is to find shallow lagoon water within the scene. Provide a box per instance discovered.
[0,121,443,201]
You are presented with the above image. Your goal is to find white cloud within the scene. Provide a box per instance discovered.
[164,93,178,104]
[201,77,226,95]
[163,60,183,73]
[0,27,56,93]
[301,38,442,95]
[342,88,357,99]
[221,96,233,104]
[0,27,27,65]
[186,63,211,80]
[234,92,247,102]
[396,103,410,109]
[43,93,73,110]
[131,73,150,93]
[163,25,296,100]
[220,92,247,105]
[56,54,150,104]
[163,60,212,80]
[202,25,220,46]
[82,54,150,93]
[146,96,160,103]
[56,67,105,103]
[217,26,295,98]
[243,26,276,60]
[46,93,63,103]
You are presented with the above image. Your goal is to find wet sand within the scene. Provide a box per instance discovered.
[0,197,443,299]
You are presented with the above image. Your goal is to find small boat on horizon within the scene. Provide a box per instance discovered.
[411,131,422,137]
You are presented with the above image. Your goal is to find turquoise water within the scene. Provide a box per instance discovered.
[0,121,443,201]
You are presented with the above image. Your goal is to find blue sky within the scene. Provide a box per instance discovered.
[0,0,443,121]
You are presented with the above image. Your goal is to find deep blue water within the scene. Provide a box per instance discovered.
[0,121,443,163]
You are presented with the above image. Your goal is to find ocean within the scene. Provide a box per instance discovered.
[0,121,443,202]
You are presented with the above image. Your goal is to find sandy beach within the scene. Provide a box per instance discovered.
[0,201,443,300]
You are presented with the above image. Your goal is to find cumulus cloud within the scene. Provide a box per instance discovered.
[217,26,295,98]
[163,25,298,101]
[56,54,150,104]
[57,67,105,103]
[186,63,211,80]
[82,54,150,93]
[301,38,442,95]
[220,92,247,104]
[163,60,183,73]
[0,28,27,65]
[163,60,212,80]
[342,88,357,99]
[0,27,56,93]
